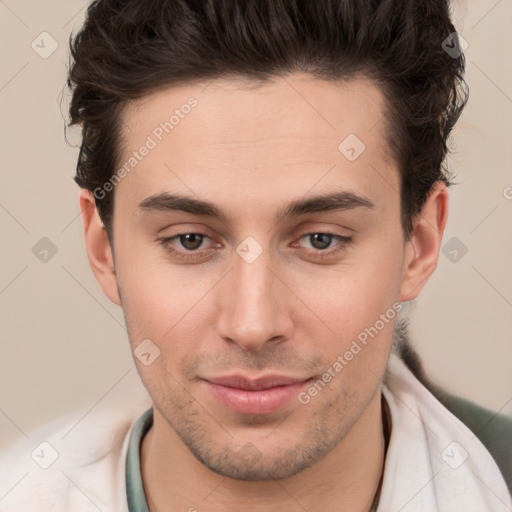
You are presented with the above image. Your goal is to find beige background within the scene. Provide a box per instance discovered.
[1,0,511,451]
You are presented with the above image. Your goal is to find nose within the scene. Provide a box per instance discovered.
[216,246,294,352]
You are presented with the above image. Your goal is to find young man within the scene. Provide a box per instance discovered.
[2,0,511,510]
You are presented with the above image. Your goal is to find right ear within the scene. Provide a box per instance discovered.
[79,189,121,306]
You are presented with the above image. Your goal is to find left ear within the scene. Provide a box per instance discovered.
[399,181,449,302]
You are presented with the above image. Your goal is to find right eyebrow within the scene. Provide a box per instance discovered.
[138,193,229,223]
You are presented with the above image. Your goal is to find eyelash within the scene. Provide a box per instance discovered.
[157,231,353,261]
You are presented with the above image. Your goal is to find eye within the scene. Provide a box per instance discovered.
[156,231,218,261]
[302,233,337,250]
[294,232,353,259]
[176,233,207,250]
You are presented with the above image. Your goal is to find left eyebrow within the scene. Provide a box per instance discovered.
[275,190,375,223]
[137,189,375,223]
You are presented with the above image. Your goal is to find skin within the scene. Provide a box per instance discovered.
[80,74,448,511]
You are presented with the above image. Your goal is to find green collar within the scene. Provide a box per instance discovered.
[126,408,153,512]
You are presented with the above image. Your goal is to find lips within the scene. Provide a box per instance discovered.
[203,374,312,415]
[207,375,307,390]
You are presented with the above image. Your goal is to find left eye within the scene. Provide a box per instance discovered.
[302,233,334,250]
[298,233,349,250]
[175,233,208,250]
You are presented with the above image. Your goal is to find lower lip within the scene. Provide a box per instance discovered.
[204,380,310,415]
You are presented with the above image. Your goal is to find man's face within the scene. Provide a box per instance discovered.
[111,74,406,479]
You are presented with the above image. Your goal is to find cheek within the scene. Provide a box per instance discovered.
[120,271,203,339]
[116,259,209,397]
[294,250,402,336]
[115,241,219,358]
[293,264,401,414]
[284,238,403,382]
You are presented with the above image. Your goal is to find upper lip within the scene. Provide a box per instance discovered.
[204,374,311,391]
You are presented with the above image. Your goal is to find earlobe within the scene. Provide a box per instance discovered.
[399,181,449,302]
[79,189,121,306]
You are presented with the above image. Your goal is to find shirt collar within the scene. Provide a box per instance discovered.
[126,407,153,512]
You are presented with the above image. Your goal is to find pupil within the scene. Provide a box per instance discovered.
[311,233,332,250]
[181,234,203,250]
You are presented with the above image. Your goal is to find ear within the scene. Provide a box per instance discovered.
[399,181,449,302]
[79,189,121,306]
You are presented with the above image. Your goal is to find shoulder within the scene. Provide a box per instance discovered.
[431,385,512,493]
[0,400,150,511]
[393,336,512,495]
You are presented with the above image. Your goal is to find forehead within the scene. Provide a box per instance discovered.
[121,74,389,148]
[116,74,398,217]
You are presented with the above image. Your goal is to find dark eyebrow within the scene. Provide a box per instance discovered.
[138,190,375,223]
[139,194,229,222]
[276,190,374,223]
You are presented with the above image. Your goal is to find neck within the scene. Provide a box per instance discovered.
[141,388,387,512]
